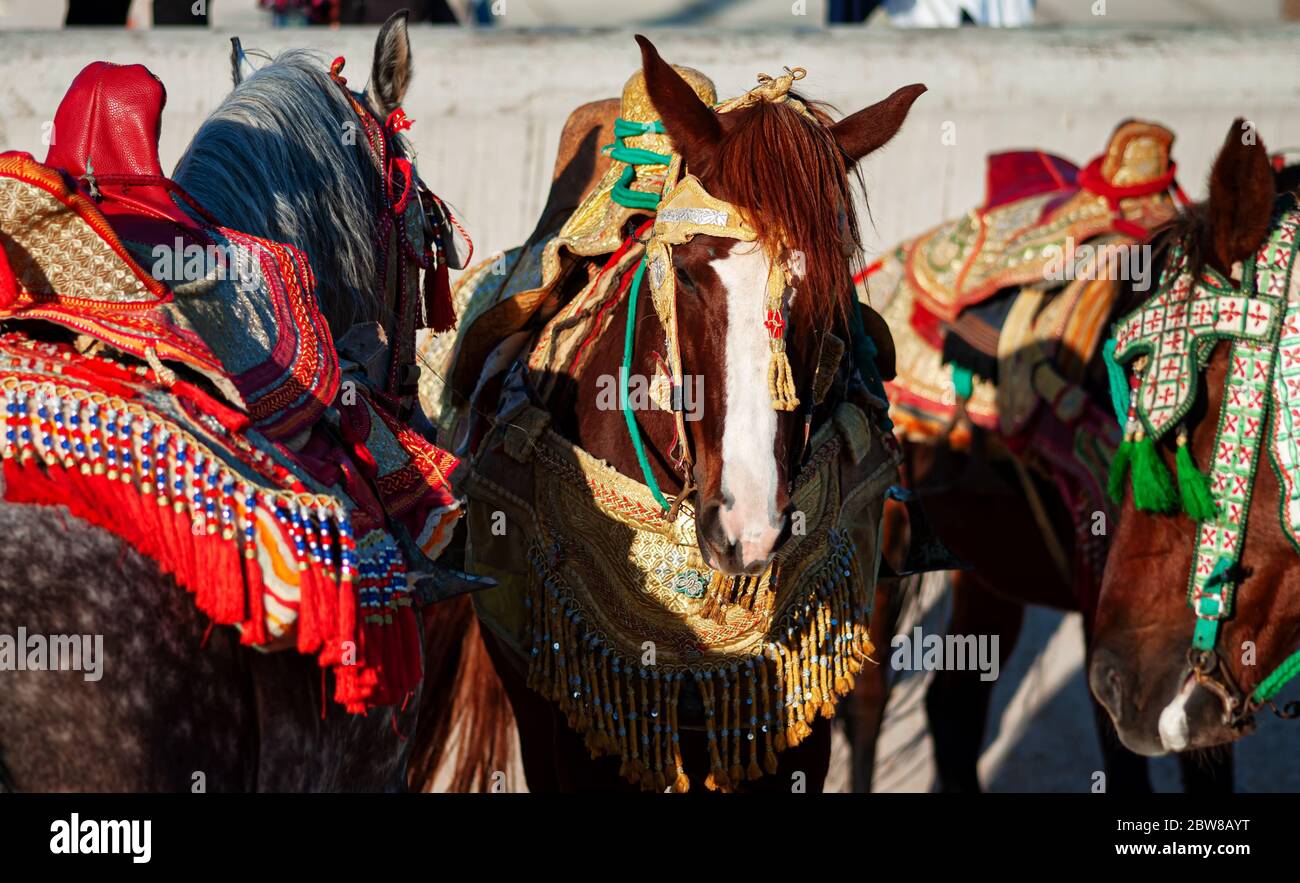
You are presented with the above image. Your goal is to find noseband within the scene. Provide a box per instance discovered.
[1107,193,1300,725]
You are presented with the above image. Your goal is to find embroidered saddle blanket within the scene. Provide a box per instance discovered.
[0,63,462,710]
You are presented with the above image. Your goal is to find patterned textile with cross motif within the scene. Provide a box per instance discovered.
[1110,196,1300,643]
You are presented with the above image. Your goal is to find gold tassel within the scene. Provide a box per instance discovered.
[759,658,779,774]
[629,670,648,783]
[652,672,667,792]
[768,342,800,411]
[746,664,762,780]
[611,660,631,776]
[729,666,743,785]
[698,672,725,789]
[772,643,790,751]
[800,625,817,722]
[670,676,690,793]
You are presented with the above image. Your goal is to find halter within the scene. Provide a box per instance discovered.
[1107,192,1300,723]
[617,68,815,511]
[327,57,463,416]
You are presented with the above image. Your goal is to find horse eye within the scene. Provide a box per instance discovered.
[675,265,697,292]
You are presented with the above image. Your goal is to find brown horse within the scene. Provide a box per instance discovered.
[1090,121,1300,759]
[413,36,924,792]
[843,126,1235,793]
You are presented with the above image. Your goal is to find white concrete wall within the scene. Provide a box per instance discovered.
[1,26,1298,270]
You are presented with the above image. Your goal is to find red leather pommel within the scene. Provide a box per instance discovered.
[44,61,204,241]
[46,61,167,180]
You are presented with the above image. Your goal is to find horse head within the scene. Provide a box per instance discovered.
[175,11,431,344]
[633,35,923,575]
[1090,118,1300,755]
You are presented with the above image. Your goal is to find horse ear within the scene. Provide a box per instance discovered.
[367,10,414,117]
[1205,118,1275,273]
[230,36,255,87]
[831,84,927,165]
[635,34,721,171]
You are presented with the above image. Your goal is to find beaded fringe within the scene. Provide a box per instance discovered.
[524,532,871,792]
[0,376,421,710]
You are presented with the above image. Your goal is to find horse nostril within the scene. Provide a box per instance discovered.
[1090,652,1125,715]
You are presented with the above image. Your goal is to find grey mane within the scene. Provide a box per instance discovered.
[173,49,380,334]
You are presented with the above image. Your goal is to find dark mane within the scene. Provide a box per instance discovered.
[1110,212,1196,320]
[695,94,863,335]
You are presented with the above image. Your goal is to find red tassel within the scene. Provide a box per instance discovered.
[425,260,455,333]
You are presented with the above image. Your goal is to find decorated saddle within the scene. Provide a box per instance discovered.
[433,65,899,791]
[0,62,462,711]
[862,121,1184,599]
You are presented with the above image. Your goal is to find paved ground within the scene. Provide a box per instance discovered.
[853,574,1300,793]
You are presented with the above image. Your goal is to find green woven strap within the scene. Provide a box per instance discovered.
[1191,557,1231,652]
[1253,647,1300,703]
[622,255,671,511]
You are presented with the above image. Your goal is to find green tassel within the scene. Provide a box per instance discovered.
[1176,442,1217,521]
[1101,339,1130,433]
[951,364,973,400]
[1107,438,1132,505]
[1130,436,1178,513]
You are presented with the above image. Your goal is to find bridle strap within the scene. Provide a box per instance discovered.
[621,249,673,512]
[327,55,439,414]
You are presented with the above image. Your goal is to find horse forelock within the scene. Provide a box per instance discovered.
[698,94,862,344]
[173,48,395,336]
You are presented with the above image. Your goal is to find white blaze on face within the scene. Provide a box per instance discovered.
[711,240,785,569]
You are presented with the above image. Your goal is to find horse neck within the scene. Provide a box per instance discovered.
[565,284,684,495]
[172,65,382,337]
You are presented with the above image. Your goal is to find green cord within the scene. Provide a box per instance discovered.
[622,256,671,511]
[607,116,673,510]
[1253,647,1300,703]
[605,118,670,210]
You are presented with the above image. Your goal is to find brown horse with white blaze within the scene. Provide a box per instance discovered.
[414,36,924,792]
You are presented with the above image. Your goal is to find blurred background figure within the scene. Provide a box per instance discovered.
[257,0,461,25]
[66,0,208,25]
[65,0,132,24]
[830,0,1034,25]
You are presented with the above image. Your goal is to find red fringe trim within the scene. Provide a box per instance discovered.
[2,460,416,712]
